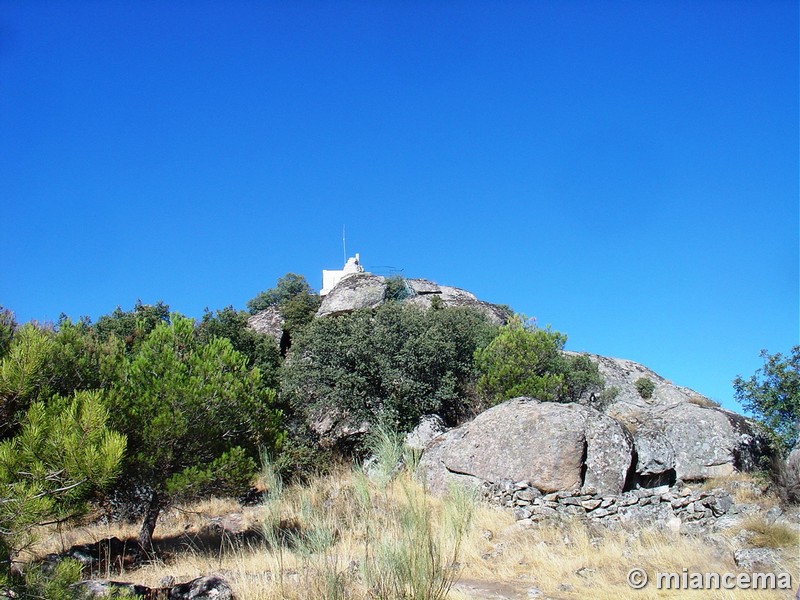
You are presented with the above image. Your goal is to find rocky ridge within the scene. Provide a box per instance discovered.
[315,272,509,324]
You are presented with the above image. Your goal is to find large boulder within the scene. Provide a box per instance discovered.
[629,423,676,477]
[316,273,386,317]
[316,275,509,324]
[418,398,632,496]
[580,354,770,482]
[404,280,508,325]
[779,441,800,502]
[584,413,635,494]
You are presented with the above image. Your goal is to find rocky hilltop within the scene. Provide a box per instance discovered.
[250,273,770,494]
[315,272,510,324]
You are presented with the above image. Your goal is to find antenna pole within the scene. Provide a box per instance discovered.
[342,225,347,264]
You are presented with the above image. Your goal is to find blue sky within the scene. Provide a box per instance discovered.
[1,1,797,413]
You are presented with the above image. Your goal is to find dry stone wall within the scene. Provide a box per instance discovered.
[482,480,745,534]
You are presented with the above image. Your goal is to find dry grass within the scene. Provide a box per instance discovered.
[702,471,777,507]
[687,395,721,408]
[24,467,799,599]
[737,516,798,550]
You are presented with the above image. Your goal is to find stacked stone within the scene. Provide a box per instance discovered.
[481,480,738,530]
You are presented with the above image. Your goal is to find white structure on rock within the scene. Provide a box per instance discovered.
[321,253,365,296]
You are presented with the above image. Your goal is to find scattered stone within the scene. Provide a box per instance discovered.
[764,505,783,525]
[575,566,596,578]
[581,499,602,511]
[734,548,783,572]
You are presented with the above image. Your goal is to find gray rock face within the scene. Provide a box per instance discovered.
[246,306,285,345]
[780,442,800,502]
[310,406,371,448]
[405,282,508,325]
[316,275,509,324]
[582,354,769,482]
[733,548,783,572]
[630,424,676,476]
[405,414,447,451]
[316,273,387,317]
[584,414,634,495]
[418,398,632,496]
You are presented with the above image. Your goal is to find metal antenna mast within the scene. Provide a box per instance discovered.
[342,225,347,265]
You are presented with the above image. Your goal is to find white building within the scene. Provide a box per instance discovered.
[321,253,364,296]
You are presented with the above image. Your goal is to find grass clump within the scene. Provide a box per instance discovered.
[740,516,797,549]
[687,394,721,408]
[259,422,474,599]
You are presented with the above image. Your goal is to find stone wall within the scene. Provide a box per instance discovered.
[481,480,751,534]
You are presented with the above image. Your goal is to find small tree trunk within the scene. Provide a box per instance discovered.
[137,490,161,555]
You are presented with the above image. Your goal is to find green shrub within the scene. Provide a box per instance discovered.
[0,392,125,581]
[106,316,282,549]
[281,303,498,450]
[384,275,413,302]
[734,346,799,455]
[474,318,603,405]
[196,306,282,387]
[0,307,16,362]
[247,273,320,333]
[635,377,656,399]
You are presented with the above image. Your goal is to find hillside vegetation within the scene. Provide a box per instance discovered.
[0,274,796,597]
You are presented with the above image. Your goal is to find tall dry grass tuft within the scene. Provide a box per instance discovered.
[738,516,797,549]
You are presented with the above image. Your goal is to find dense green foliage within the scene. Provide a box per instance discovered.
[106,315,283,545]
[474,319,603,405]
[0,307,15,361]
[94,300,170,354]
[0,391,124,586]
[635,377,656,399]
[247,273,321,333]
[0,319,125,440]
[733,346,800,455]
[282,303,498,444]
[0,324,55,439]
[0,272,625,562]
[196,305,282,387]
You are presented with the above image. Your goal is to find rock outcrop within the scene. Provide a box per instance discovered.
[583,353,769,483]
[403,279,509,325]
[75,575,233,599]
[418,354,769,498]
[316,273,508,324]
[780,441,800,502]
[418,398,632,496]
[246,306,284,345]
[316,273,387,317]
[404,414,447,451]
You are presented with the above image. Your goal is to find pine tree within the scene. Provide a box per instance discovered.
[0,390,125,586]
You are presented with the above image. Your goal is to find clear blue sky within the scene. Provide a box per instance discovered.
[1,1,797,413]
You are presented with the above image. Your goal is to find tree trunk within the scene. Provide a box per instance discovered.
[137,490,161,555]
